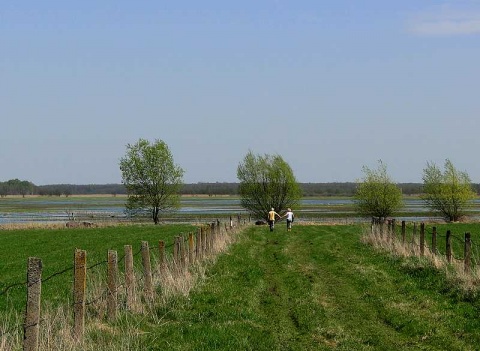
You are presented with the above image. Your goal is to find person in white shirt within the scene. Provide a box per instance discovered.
[284,208,294,232]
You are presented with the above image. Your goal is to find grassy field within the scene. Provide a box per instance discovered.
[0,224,196,312]
[3,223,480,350]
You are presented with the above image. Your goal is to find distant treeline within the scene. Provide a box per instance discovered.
[3,179,476,197]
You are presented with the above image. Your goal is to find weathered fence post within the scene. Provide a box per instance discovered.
[446,230,452,264]
[124,245,135,310]
[210,222,215,252]
[412,222,417,245]
[464,232,471,274]
[23,257,42,351]
[107,250,118,320]
[73,249,86,341]
[158,240,166,273]
[204,226,209,254]
[420,223,425,256]
[141,241,154,301]
[432,227,437,255]
[196,228,202,261]
[401,221,406,244]
[188,232,194,265]
[180,236,186,269]
[202,226,208,255]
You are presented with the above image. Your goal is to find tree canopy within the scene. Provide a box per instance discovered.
[353,160,403,219]
[421,159,476,222]
[119,138,184,224]
[237,151,302,220]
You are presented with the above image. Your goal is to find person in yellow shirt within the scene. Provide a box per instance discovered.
[268,207,281,232]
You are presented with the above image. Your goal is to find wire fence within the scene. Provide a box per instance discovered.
[369,218,480,274]
[0,215,248,350]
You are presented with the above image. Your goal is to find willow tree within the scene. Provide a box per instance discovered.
[237,151,302,220]
[119,139,184,224]
[422,159,475,222]
[354,160,403,219]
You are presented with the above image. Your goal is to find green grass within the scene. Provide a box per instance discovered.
[130,224,480,350]
[396,222,480,262]
[0,224,196,312]
[3,223,480,350]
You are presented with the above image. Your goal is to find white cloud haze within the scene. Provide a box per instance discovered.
[408,4,480,36]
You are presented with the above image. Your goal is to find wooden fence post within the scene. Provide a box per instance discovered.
[203,226,208,254]
[107,250,118,320]
[210,223,215,252]
[432,227,437,255]
[73,249,86,341]
[180,236,186,269]
[446,230,452,263]
[124,245,135,310]
[196,228,202,261]
[23,257,42,351]
[141,241,154,301]
[420,223,425,256]
[412,222,417,245]
[464,232,471,274]
[158,240,166,273]
[202,226,207,256]
[401,221,406,244]
[188,233,194,265]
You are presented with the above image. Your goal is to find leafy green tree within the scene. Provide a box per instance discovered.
[421,159,476,222]
[354,160,403,219]
[119,139,184,224]
[237,151,302,220]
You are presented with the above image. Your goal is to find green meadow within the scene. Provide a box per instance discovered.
[0,224,196,312]
[2,222,480,349]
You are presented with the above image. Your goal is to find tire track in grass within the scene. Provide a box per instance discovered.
[255,230,330,350]
[140,225,480,350]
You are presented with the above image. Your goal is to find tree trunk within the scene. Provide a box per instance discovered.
[153,208,160,224]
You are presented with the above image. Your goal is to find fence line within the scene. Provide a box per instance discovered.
[1,217,247,348]
[370,218,479,274]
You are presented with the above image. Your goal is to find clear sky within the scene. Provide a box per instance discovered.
[1,1,479,185]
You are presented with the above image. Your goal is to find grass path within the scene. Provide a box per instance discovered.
[121,225,480,350]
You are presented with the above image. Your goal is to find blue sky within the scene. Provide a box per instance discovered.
[1,1,479,185]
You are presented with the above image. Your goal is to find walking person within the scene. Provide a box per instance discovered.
[284,208,294,232]
[268,207,281,232]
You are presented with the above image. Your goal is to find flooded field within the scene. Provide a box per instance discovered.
[1,195,480,225]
